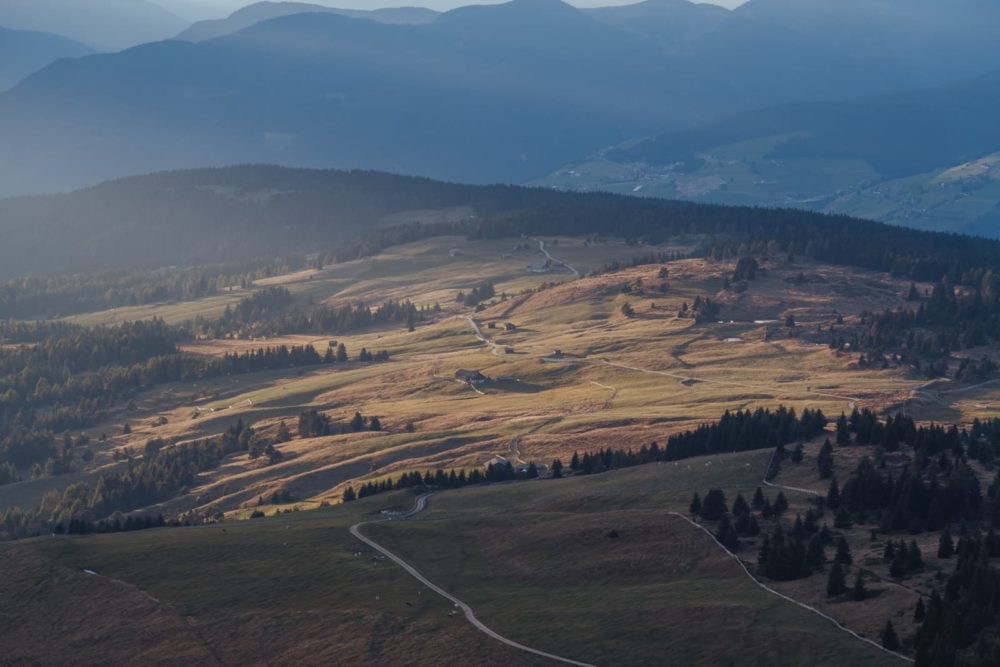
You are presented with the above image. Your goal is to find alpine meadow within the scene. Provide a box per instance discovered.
[3,2,1000,666]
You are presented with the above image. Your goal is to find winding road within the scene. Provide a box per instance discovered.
[533,238,580,278]
[349,494,596,667]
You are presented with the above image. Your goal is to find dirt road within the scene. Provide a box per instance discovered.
[349,494,596,667]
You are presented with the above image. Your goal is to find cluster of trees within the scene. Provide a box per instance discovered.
[456,282,496,308]
[881,538,925,578]
[913,535,1000,666]
[834,454,983,534]
[297,410,382,438]
[839,277,1000,372]
[198,288,433,338]
[0,310,389,477]
[0,421,258,540]
[568,407,826,475]
[0,257,302,319]
[343,458,555,503]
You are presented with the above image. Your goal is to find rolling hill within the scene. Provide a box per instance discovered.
[0,26,92,91]
[539,68,1000,235]
[4,0,1000,197]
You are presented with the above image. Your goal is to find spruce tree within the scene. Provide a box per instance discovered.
[551,459,563,479]
[732,493,750,518]
[752,486,765,509]
[881,620,900,651]
[835,536,853,565]
[791,443,804,464]
[701,489,728,520]
[827,561,847,596]
[817,439,834,479]
[689,492,702,516]
[851,571,866,601]
[773,491,788,514]
[914,597,925,622]
[938,530,954,559]
[826,477,841,509]
[342,486,356,502]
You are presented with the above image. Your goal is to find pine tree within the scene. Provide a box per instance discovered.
[835,536,853,565]
[773,491,788,514]
[826,477,841,509]
[716,515,739,551]
[551,459,563,479]
[827,561,847,596]
[817,439,834,479]
[752,486,765,509]
[883,540,896,562]
[914,597,925,622]
[701,489,728,520]
[342,486,356,502]
[791,443,804,464]
[836,413,851,446]
[732,493,750,517]
[905,540,923,571]
[851,571,867,601]
[570,452,580,470]
[881,620,900,651]
[689,492,702,516]
[938,530,954,559]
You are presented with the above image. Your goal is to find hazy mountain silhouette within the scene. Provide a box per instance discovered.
[2,0,1000,197]
[177,2,439,42]
[0,26,92,91]
[0,0,188,51]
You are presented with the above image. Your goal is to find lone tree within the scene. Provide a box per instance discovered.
[551,459,563,479]
[881,620,900,651]
[827,561,847,596]
[701,489,728,520]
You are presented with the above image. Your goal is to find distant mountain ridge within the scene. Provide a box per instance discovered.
[3,0,1000,198]
[539,68,1000,235]
[0,26,92,91]
[0,0,188,50]
[177,2,439,42]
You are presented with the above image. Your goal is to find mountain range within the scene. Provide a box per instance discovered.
[0,27,92,91]
[0,0,188,51]
[1,0,1000,217]
[176,2,440,42]
[540,67,1000,236]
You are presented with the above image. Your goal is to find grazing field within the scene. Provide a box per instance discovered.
[4,451,897,666]
[4,235,949,522]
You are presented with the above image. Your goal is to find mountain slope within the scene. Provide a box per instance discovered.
[0,27,92,91]
[177,2,439,42]
[0,0,188,51]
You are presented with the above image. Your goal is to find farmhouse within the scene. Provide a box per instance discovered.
[455,369,488,385]
[526,259,551,273]
[504,322,517,332]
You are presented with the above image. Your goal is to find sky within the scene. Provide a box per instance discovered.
[159,0,747,22]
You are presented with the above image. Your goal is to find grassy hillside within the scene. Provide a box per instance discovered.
[3,450,896,665]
